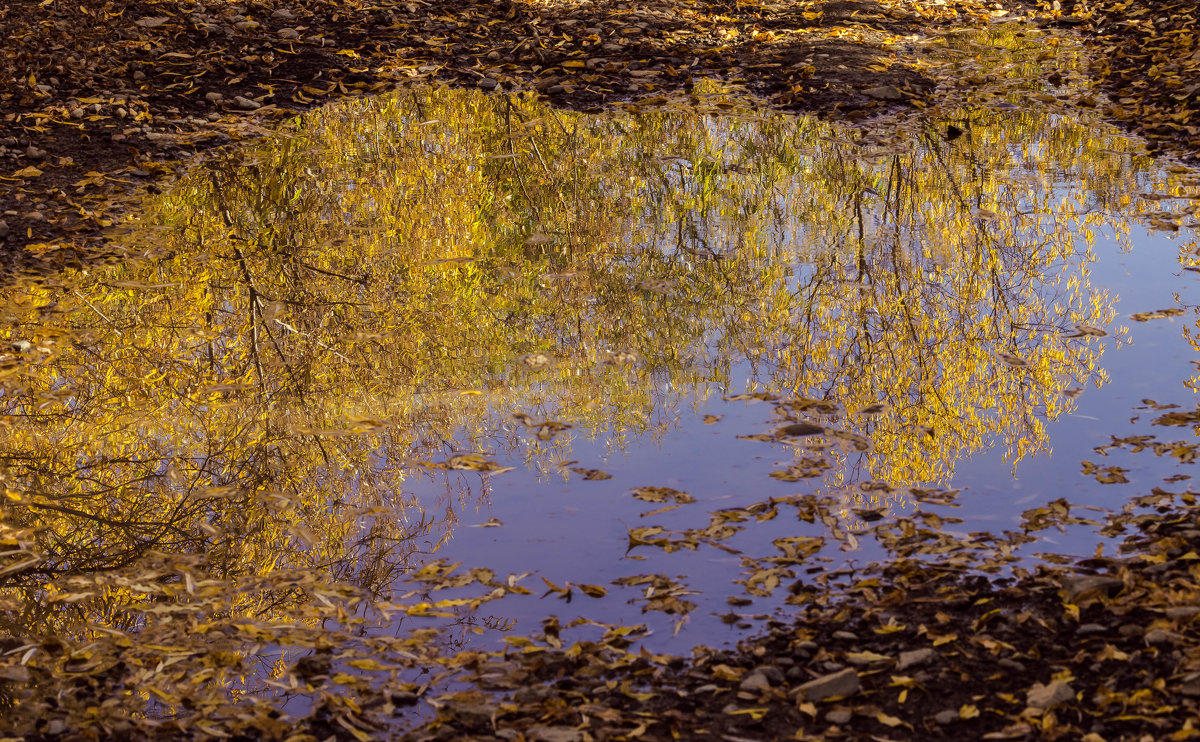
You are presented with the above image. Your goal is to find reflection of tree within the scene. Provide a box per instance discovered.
[741,112,1138,486]
[0,85,1169,636]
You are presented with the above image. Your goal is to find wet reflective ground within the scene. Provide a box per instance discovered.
[2,81,1200,658]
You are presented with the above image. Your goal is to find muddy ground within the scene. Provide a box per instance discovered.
[3,0,1194,269]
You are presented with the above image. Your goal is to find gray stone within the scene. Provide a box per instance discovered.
[1145,629,1185,645]
[271,8,295,19]
[934,709,959,724]
[863,85,903,101]
[1166,606,1200,620]
[25,146,45,160]
[526,726,584,742]
[793,640,818,656]
[233,96,261,110]
[897,648,935,671]
[795,668,860,702]
[739,671,771,693]
[390,690,418,706]
[1062,575,1123,602]
[1076,623,1107,635]
[277,28,300,39]
[1027,680,1074,709]
[832,630,857,641]
[440,700,492,725]
[825,709,852,724]
[1181,672,1200,697]
[758,664,786,685]
[205,92,224,103]
[478,78,499,90]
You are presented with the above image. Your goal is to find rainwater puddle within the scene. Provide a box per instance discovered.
[5,85,1200,656]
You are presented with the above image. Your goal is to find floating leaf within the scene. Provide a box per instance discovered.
[1130,308,1185,322]
[631,486,695,504]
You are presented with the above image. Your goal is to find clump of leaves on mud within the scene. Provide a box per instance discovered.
[1088,0,1200,162]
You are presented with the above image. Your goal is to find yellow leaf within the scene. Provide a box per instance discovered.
[13,166,42,178]
[346,658,386,671]
[727,708,768,720]
[576,583,607,598]
[847,650,891,664]
[877,712,904,727]
[960,704,980,719]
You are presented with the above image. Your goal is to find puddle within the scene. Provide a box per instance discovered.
[3,84,1200,661]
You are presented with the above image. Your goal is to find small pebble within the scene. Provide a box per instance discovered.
[897,648,936,671]
[271,8,295,19]
[1145,629,1184,645]
[934,709,959,724]
[277,28,300,39]
[233,96,262,110]
[1166,606,1200,619]
[478,78,498,90]
[825,709,852,724]
[133,70,146,81]
[25,146,46,160]
[756,665,785,685]
[738,671,771,693]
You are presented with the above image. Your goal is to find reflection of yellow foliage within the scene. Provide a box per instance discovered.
[0,84,1175,633]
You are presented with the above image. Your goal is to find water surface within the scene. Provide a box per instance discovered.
[3,84,1200,654]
